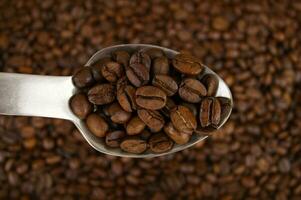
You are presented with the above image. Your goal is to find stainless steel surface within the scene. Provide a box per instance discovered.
[0,44,233,158]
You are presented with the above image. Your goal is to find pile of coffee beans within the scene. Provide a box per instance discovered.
[1,0,301,199]
[70,48,231,154]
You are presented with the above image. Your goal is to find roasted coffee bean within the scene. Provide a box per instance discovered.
[126,63,150,87]
[149,133,173,153]
[152,57,169,75]
[113,50,130,67]
[120,137,147,154]
[142,48,165,59]
[111,110,132,124]
[136,86,167,110]
[152,75,178,96]
[179,78,207,103]
[72,68,94,88]
[126,116,146,135]
[117,77,137,112]
[199,98,212,127]
[170,105,197,134]
[69,93,93,119]
[105,131,126,148]
[90,57,111,81]
[211,98,221,127]
[86,113,109,137]
[137,109,164,132]
[172,53,204,75]
[201,74,219,96]
[88,84,115,105]
[103,102,131,124]
[101,61,123,82]
[217,97,232,125]
[164,122,191,145]
[161,98,176,117]
[130,51,151,70]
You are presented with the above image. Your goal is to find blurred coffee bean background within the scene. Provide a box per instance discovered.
[1,0,301,199]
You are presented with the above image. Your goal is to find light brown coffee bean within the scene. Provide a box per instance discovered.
[149,132,173,153]
[179,78,207,103]
[120,137,147,154]
[137,109,165,132]
[152,75,178,96]
[101,61,123,82]
[111,110,132,124]
[164,122,191,145]
[170,105,197,134]
[136,86,167,110]
[201,74,219,96]
[72,68,94,88]
[69,93,93,119]
[86,113,109,137]
[88,84,115,105]
[172,53,204,75]
[126,116,146,135]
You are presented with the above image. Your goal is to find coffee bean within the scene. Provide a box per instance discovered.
[161,98,176,117]
[103,102,131,124]
[170,105,197,134]
[69,93,93,119]
[172,53,204,75]
[149,133,173,153]
[72,68,94,88]
[201,74,219,96]
[120,137,147,154]
[152,75,178,96]
[126,63,150,87]
[164,122,191,145]
[113,50,130,67]
[88,84,115,105]
[105,131,126,148]
[86,113,108,137]
[137,109,164,132]
[136,86,167,110]
[111,110,132,124]
[152,57,169,75]
[211,98,221,127]
[101,61,123,82]
[117,77,137,112]
[130,51,151,70]
[126,116,146,135]
[199,98,212,127]
[179,78,207,103]
[199,97,222,128]
[90,57,111,81]
[142,48,165,59]
[217,97,232,125]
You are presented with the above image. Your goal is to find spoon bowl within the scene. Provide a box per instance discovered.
[0,44,233,158]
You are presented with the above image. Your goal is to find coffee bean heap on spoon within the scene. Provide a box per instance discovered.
[70,47,231,154]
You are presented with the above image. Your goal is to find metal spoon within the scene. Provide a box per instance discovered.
[0,44,233,158]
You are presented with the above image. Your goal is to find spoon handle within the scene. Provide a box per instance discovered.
[0,73,75,120]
